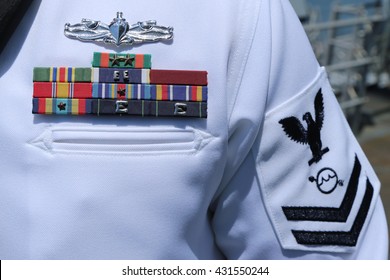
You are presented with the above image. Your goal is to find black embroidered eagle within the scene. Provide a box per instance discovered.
[279,89,329,166]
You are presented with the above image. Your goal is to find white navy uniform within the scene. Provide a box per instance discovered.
[0,0,388,259]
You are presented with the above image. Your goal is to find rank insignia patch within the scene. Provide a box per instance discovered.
[282,155,373,247]
[32,53,208,118]
[255,69,380,253]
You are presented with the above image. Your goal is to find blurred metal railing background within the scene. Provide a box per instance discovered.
[291,0,390,133]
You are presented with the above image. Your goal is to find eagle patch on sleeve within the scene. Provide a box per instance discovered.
[279,89,329,166]
[255,68,380,253]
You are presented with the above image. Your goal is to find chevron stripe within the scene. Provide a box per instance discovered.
[282,155,374,247]
[292,178,373,246]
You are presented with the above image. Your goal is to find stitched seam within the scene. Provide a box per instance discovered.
[28,126,215,157]
[266,68,326,119]
[227,0,263,125]
[251,145,287,246]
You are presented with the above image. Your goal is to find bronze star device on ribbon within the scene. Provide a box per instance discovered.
[32,52,208,118]
[64,12,174,46]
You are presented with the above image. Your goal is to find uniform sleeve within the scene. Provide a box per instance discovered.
[211,0,389,259]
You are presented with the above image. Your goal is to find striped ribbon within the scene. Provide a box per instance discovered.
[33,68,208,85]
[33,67,92,83]
[33,82,207,101]
[32,98,207,118]
[92,52,152,68]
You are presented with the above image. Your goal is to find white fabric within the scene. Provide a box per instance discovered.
[0,0,387,259]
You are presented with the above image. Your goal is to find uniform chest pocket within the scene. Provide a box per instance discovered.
[30,126,213,156]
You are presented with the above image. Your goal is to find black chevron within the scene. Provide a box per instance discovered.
[291,178,373,246]
[282,155,361,222]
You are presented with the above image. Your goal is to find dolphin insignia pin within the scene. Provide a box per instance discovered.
[64,12,174,46]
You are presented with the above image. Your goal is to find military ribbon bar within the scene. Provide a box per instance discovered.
[32,98,207,118]
[32,53,209,118]
[33,68,208,85]
[33,67,92,83]
[33,82,207,101]
[92,52,152,68]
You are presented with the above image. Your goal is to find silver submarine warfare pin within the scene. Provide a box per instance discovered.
[64,12,174,46]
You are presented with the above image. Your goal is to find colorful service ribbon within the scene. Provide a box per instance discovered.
[92,52,152,68]
[33,67,208,85]
[32,98,207,118]
[33,82,207,101]
[32,52,208,118]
